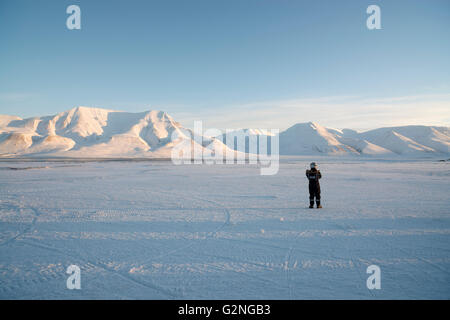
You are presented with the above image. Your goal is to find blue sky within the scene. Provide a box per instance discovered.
[1,0,449,130]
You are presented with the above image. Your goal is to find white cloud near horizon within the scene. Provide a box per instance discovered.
[171,94,450,132]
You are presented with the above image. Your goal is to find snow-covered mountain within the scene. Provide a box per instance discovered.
[280,122,359,155]
[0,106,235,158]
[357,126,450,155]
[1,107,449,158]
[217,129,277,153]
[279,122,449,156]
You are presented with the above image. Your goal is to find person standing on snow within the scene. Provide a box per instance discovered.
[306,162,322,208]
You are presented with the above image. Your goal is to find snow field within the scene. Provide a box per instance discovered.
[0,158,449,299]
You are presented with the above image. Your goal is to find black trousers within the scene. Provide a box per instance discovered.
[309,183,321,203]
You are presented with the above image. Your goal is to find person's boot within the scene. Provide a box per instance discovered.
[309,200,314,208]
[316,200,322,208]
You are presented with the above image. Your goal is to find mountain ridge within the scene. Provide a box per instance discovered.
[1,107,449,158]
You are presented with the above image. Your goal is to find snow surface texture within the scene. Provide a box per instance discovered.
[1,107,449,158]
[0,158,449,299]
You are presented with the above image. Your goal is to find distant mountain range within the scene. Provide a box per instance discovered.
[0,107,449,158]
[278,122,449,156]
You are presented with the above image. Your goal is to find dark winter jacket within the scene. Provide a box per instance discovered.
[306,168,321,186]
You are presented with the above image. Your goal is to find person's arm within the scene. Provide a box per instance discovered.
[306,169,309,178]
[318,170,322,179]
